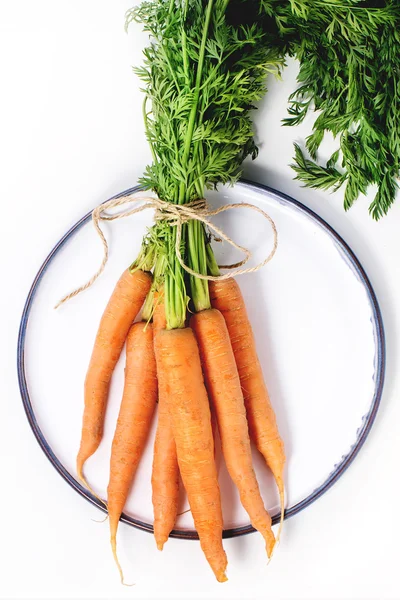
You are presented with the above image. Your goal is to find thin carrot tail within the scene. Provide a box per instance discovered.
[77,445,95,483]
[110,541,135,587]
[110,532,124,584]
[265,530,276,559]
[109,517,135,586]
[217,570,228,583]
[153,507,173,551]
[153,500,177,550]
[76,463,107,509]
[91,514,108,524]
[76,425,105,487]
[267,480,284,565]
[275,478,285,545]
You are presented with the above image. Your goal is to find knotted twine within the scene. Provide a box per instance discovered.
[55,192,278,309]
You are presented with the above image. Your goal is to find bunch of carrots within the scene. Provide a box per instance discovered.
[78,269,285,582]
[74,0,286,583]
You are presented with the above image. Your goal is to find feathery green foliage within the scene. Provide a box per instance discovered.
[130,0,400,286]
[259,0,400,218]
[128,0,284,327]
[129,0,283,204]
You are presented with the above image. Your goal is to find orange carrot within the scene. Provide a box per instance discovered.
[210,278,285,534]
[77,268,152,485]
[151,292,180,550]
[107,321,157,581]
[191,308,275,557]
[155,327,227,582]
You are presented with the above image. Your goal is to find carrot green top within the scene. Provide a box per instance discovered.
[128,0,400,329]
[128,0,283,327]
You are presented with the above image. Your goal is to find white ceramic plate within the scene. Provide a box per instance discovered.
[18,181,384,539]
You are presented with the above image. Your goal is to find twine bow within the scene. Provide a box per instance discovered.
[55,192,278,308]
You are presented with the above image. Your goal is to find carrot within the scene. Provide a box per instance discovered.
[210,278,285,536]
[107,320,157,581]
[154,327,227,583]
[77,268,152,485]
[191,308,275,557]
[151,292,180,550]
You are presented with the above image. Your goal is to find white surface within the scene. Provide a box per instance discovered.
[1,2,399,599]
[24,183,378,531]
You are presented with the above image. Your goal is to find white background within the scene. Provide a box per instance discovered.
[1,2,400,599]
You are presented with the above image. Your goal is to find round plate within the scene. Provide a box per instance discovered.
[17,181,385,539]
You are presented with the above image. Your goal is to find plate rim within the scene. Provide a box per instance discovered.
[17,180,386,540]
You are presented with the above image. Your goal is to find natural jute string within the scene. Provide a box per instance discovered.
[55,192,278,308]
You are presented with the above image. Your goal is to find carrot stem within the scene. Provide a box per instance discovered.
[188,220,210,312]
[206,242,220,277]
[142,253,167,323]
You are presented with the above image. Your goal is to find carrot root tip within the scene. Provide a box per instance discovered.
[275,486,285,546]
[91,514,109,524]
[77,469,108,509]
[111,536,128,585]
[177,508,191,516]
